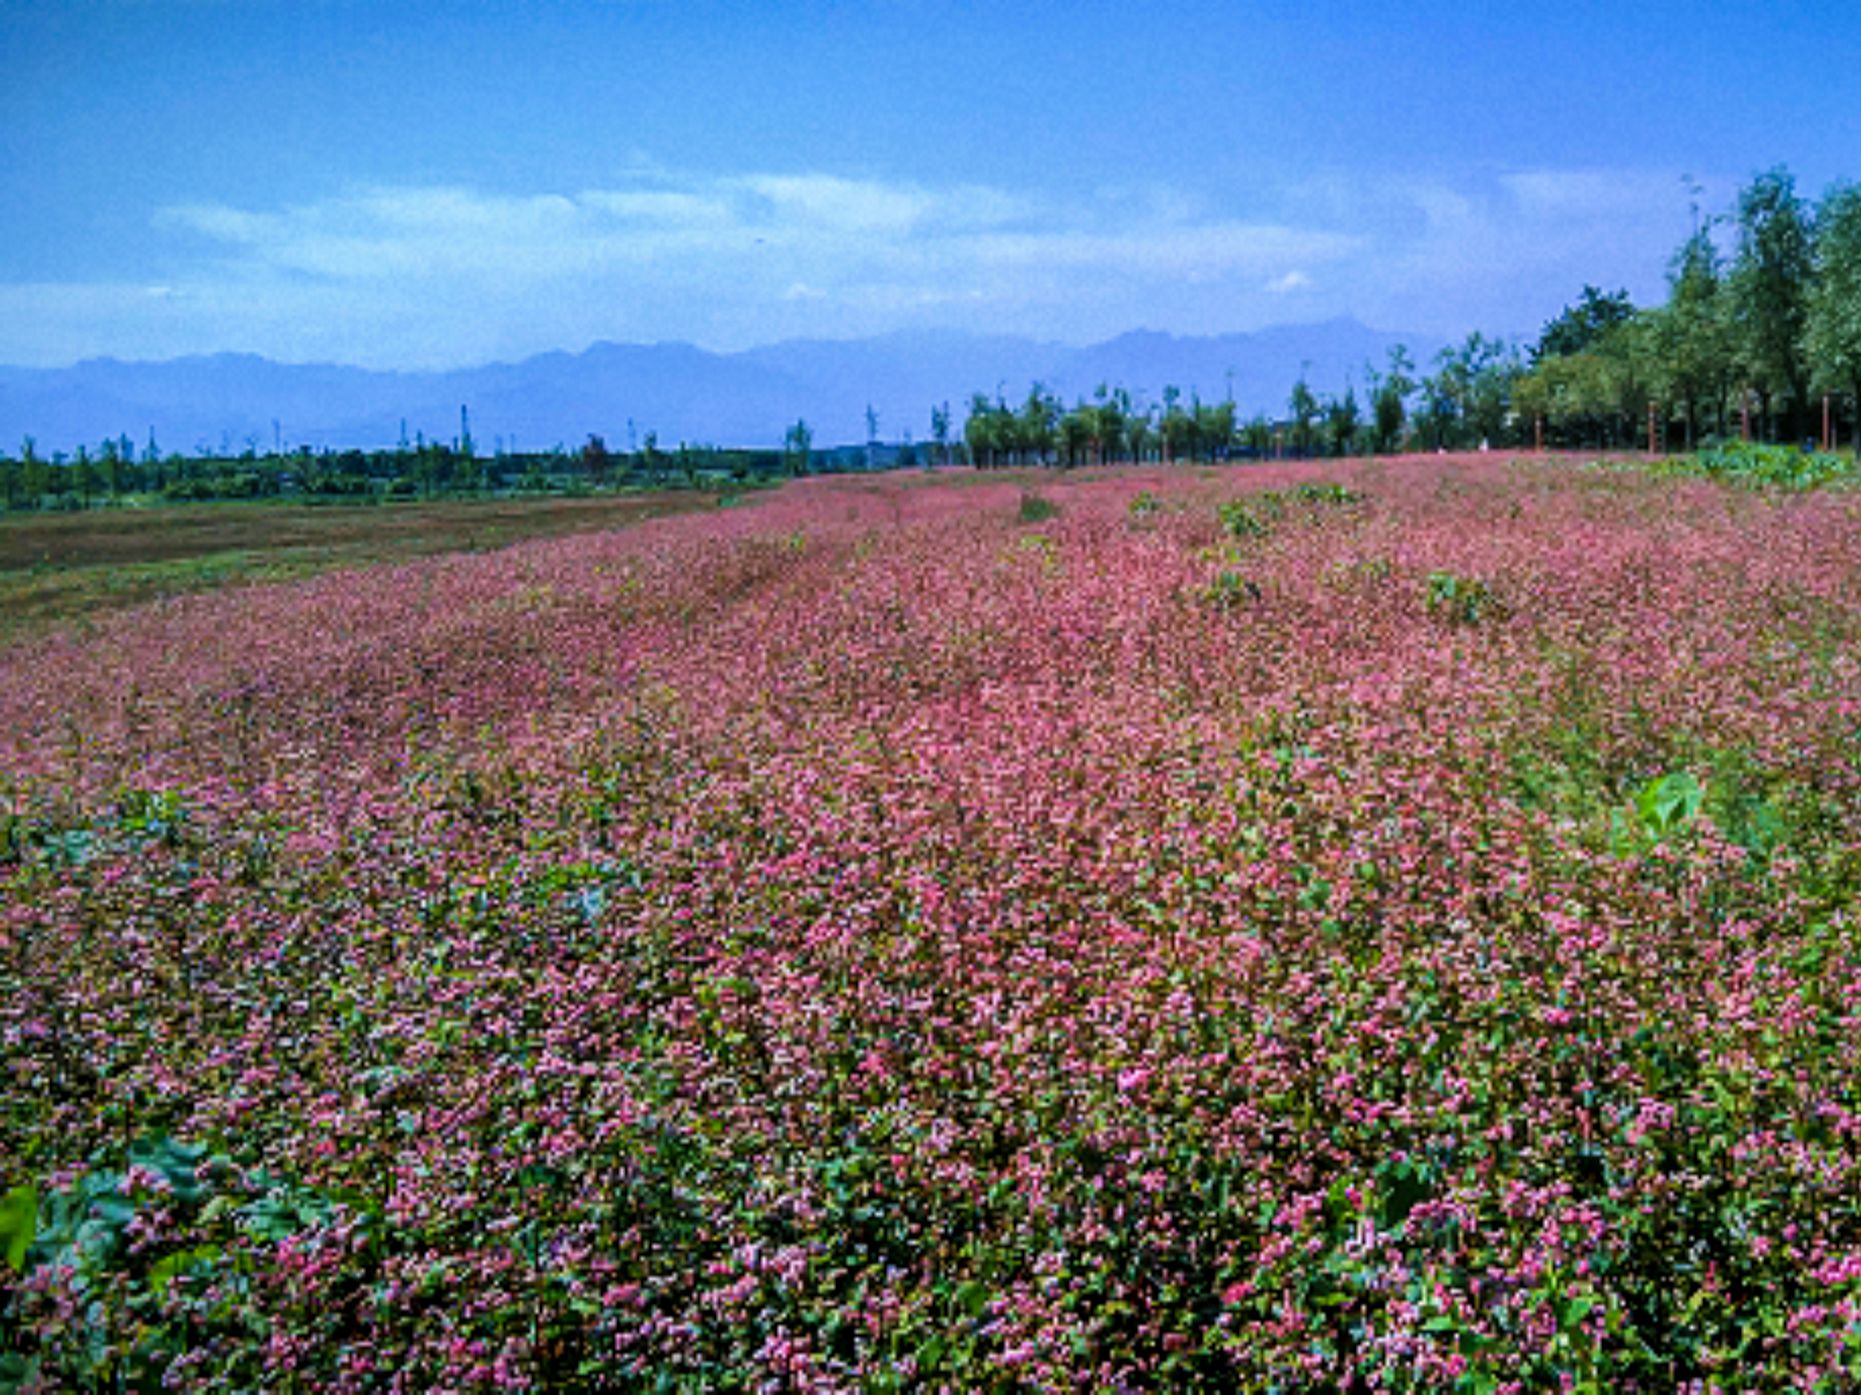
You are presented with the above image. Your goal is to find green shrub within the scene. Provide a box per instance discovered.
[1685,441,1852,490]
[1017,491,1058,524]
[1426,570,1505,625]
[1205,570,1262,610]
[1293,482,1363,506]
[1219,493,1282,538]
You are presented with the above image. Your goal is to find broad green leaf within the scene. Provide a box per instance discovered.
[0,1184,36,1272]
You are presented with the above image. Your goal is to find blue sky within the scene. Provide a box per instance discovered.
[4,0,1857,368]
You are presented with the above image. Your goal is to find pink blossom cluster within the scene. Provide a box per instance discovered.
[4,455,1861,1388]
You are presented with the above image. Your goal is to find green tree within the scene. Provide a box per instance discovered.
[1018,384,1059,465]
[581,433,612,486]
[1058,402,1094,467]
[965,392,1022,468]
[19,438,48,506]
[1652,221,1732,448]
[1323,386,1361,457]
[1729,166,1816,441]
[1196,396,1236,461]
[1287,375,1319,455]
[930,402,952,467]
[1535,285,1635,362]
[1087,384,1130,465]
[1414,354,1459,450]
[1440,332,1522,447]
[1369,345,1414,453]
[1807,182,1861,449]
[1126,405,1156,463]
[783,419,813,476]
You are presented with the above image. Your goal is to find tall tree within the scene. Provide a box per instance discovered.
[1018,385,1059,465]
[1729,166,1816,441]
[1652,221,1732,448]
[1196,397,1236,461]
[1436,332,1521,447]
[1535,286,1636,362]
[1415,352,1460,450]
[581,433,612,486]
[1324,386,1361,457]
[783,420,811,476]
[964,392,1001,467]
[1287,375,1319,456]
[1807,182,1861,450]
[1369,345,1414,453]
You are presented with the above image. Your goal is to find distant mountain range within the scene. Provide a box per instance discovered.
[0,319,1447,455]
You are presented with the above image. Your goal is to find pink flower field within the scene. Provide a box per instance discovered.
[4,455,1861,1390]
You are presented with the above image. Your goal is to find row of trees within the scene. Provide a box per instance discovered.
[7,164,1856,508]
[953,331,1522,467]
[962,386,1237,467]
[1515,170,1861,449]
[0,434,819,512]
[954,165,1861,462]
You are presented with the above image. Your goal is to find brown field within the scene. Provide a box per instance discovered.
[0,490,728,640]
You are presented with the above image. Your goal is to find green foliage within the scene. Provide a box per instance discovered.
[1610,770,1705,854]
[1219,485,1360,542]
[0,1187,35,1273]
[2,1134,379,1391]
[1730,167,1816,438]
[1425,570,1504,625]
[1536,286,1637,361]
[1808,183,1861,401]
[1218,494,1282,538]
[0,786,189,869]
[1293,482,1363,506]
[1204,570,1261,610]
[1016,491,1058,524]
[1684,440,1852,489]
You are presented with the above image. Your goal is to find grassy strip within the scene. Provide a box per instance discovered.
[0,490,736,641]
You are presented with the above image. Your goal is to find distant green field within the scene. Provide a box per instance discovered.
[0,490,727,640]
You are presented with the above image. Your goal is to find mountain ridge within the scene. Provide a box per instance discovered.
[0,319,1447,454]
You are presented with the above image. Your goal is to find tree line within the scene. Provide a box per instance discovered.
[5,163,1858,511]
[956,164,1861,462]
[0,429,915,513]
[1515,168,1861,450]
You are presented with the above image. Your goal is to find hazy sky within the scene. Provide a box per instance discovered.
[5,0,1857,368]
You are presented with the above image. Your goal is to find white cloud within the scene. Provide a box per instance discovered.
[0,162,1729,367]
[736,173,932,233]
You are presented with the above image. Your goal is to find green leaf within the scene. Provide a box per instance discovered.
[0,1184,36,1272]
[952,1280,988,1317]
[148,1244,222,1297]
